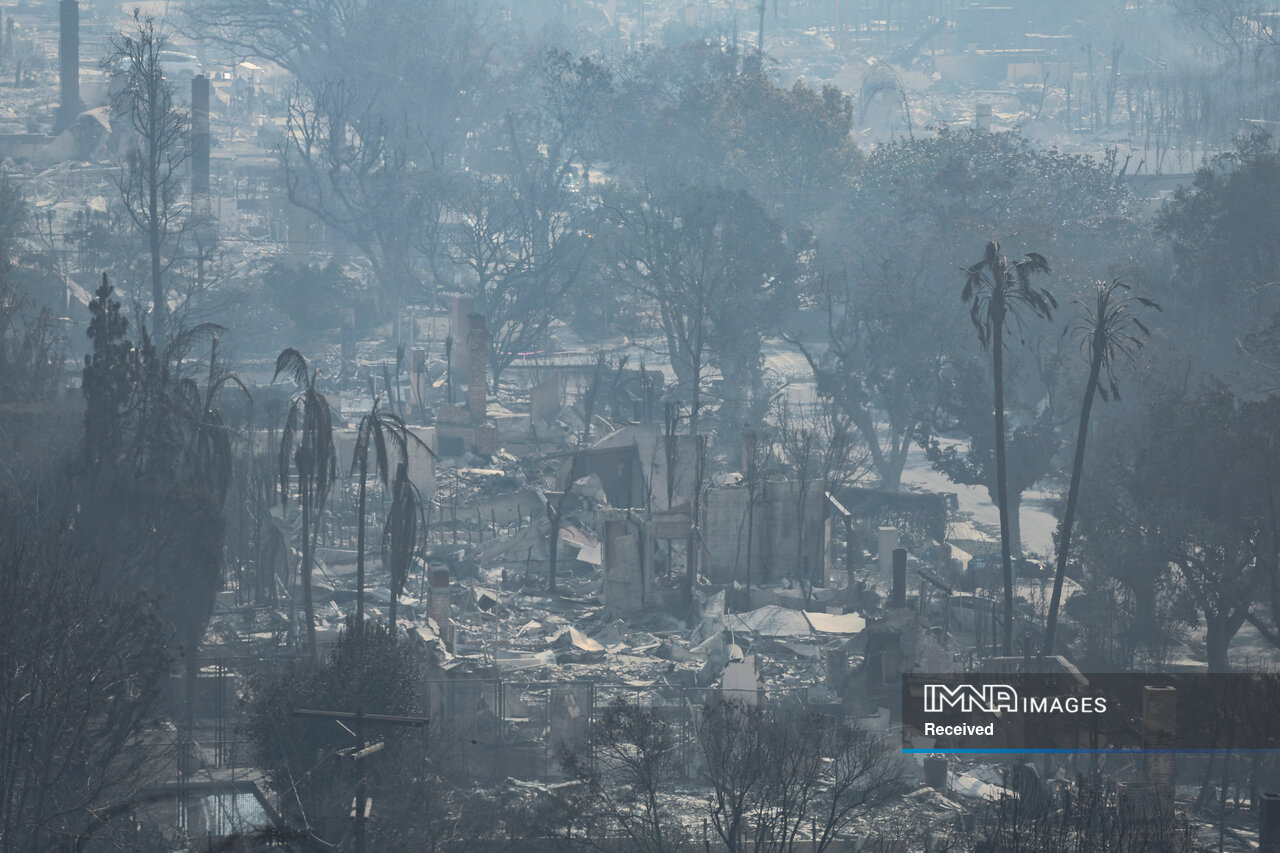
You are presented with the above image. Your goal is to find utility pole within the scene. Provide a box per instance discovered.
[293,708,428,853]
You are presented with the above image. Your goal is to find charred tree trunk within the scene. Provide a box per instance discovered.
[993,309,1015,656]
[1044,336,1103,656]
[355,448,368,634]
[301,484,318,663]
[1206,617,1233,674]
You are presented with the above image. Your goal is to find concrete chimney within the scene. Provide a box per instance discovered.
[191,75,211,211]
[891,547,907,608]
[449,296,474,346]
[340,308,356,371]
[448,295,473,395]
[54,0,82,134]
[411,346,427,409]
[974,103,993,132]
[430,568,454,651]
[467,312,488,421]
[878,527,899,576]
[825,647,848,697]
[741,428,757,479]
[287,203,310,262]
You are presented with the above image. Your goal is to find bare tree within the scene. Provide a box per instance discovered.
[960,772,1194,852]
[562,697,690,853]
[442,166,592,388]
[771,396,865,603]
[0,514,169,852]
[698,698,771,853]
[607,186,799,433]
[109,14,189,341]
[438,51,610,387]
[793,266,948,491]
[698,699,901,853]
[811,721,905,853]
[265,1,491,328]
[283,82,446,314]
[0,178,63,405]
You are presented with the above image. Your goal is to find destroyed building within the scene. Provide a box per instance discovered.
[2,1,1279,851]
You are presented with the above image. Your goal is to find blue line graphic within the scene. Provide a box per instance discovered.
[902,748,1280,754]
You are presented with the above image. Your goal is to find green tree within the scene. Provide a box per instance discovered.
[81,275,135,473]
[246,620,489,850]
[1070,412,1196,670]
[1075,389,1280,672]
[923,359,1059,563]
[960,242,1055,655]
[0,173,26,272]
[274,348,337,664]
[607,185,801,432]
[79,277,240,776]
[607,43,859,228]
[811,128,1140,489]
[1156,130,1280,387]
[796,267,949,491]
[1042,280,1159,657]
[261,259,362,336]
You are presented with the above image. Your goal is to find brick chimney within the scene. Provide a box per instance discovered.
[191,75,211,214]
[54,0,82,133]
[430,569,455,651]
[891,547,907,608]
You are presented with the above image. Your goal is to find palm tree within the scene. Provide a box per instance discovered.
[167,332,250,778]
[351,399,433,632]
[383,460,426,626]
[961,242,1054,655]
[173,333,250,505]
[274,348,337,663]
[1042,279,1159,657]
